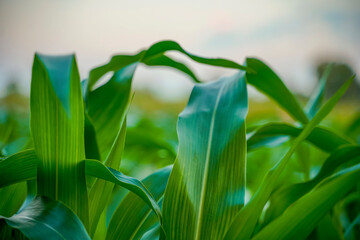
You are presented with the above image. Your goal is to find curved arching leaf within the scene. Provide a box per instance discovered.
[1,196,90,240]
[106,166,172,240]
[162,71,248,239]
[247,123,353,152]
[252,164,360,240]
[263,146,360,225]
[245,58,309,124]
[84,159,162,224]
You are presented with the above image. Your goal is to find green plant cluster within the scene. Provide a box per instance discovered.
[0,41,359,240]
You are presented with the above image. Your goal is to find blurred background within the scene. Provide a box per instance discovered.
[0,0,359,185]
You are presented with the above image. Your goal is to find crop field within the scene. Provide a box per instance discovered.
[0,40,359,240]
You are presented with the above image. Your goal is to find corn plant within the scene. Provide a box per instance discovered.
[0,41,359,240]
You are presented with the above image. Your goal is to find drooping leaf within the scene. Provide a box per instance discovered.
[247,123,353,153]
[252,164,360,240]
[84,159,162,224]
[1,196,90,240]
[30,54,89,225]
[162,71,248,239]
[0,150,37,188]
[107,166,172,240]
[224,76,354,240]
[245,58,309,124]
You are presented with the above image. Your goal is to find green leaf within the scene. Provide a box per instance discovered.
[107,166,172,240]
[0,183,27,217]
[305,63,333,119]
[84,159,162,224]
[87,64,135,160]
[245,58,309,124]
[87,40,250,94]
[263,145,360,225]
[162,71,248,239]
[1,196,90,240]
[252,164,360,240]
[0,150,37,188]
[247,123,353,153]
[30,54,89,225]
[224,75,354,240]
[88,119,127,237]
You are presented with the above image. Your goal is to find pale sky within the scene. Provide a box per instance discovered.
[0,0,359,100]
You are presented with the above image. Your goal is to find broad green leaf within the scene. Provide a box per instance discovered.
[252,164,360,240]
[88,119,127,236]
[224,76,354,240]
[245,58,309,124]
[0,149,37,188]
[30,54,89,225]
[305,63,333,119]
[0,196,90,240]
[107,166,172,240]
[247,123,353,153]
[263,145,360,225]
[84,159,162,223]
[162,71,248,239]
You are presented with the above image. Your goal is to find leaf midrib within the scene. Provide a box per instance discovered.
[194,84,225,240]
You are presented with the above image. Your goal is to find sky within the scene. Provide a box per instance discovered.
[0,0,359,100]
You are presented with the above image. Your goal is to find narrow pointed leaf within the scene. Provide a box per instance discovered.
[245,58,309,124]
[305,63,333,118]
[162,71,248,239]
[247,123,352,152]
[1,196,90,240]
[224,76,354,240]
[252,164,360,240]
[263,145,360,225]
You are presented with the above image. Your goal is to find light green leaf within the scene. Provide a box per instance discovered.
[84,159,162,224]
[0,149,37,188]
[162,71,248,239]
[107,166,172,240]
[263,145,360,225]
[30,54,89,225]
[224,75,354,240]
[245,58,309,124]
[247,123,353,153]
[1,196,90,240]
[252,164,360,240]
